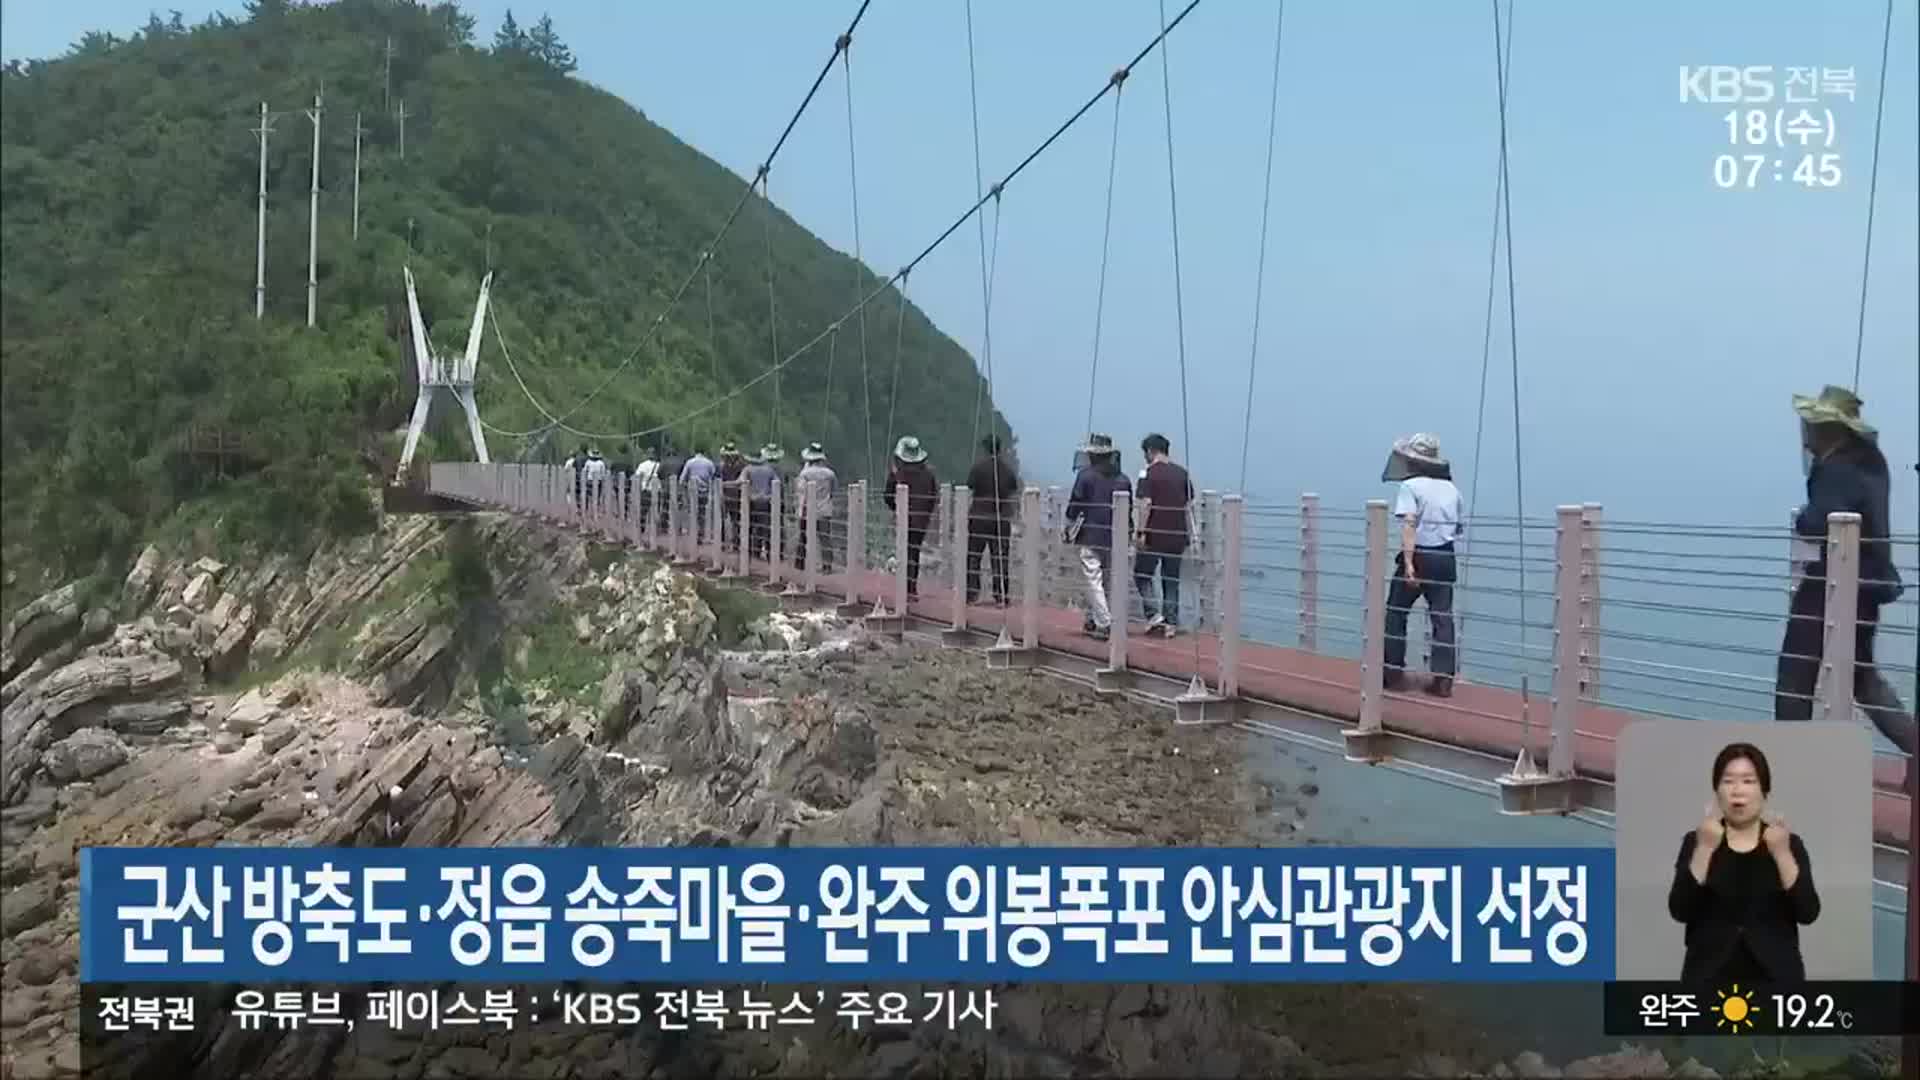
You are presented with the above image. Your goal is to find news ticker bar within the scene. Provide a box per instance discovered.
[1604,982,1919,1038]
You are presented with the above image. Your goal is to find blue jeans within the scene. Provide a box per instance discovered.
[1133,549,1183,624]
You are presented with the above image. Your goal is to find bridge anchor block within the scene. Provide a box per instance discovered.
[1342,727,1395,764]
[1093,667,1131,696]
[985,625,1037,671]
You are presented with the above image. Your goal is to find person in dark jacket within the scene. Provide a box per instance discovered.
[718,441,746,554]
[965,435,1019,606]
[884,436,940,600]
[1775,386,1915,769]
[744,446,779,562]
[658,444,688,533]
[610,444,635,522]
[1133,433,1195,638]
[1668,742,1818,983]
[1066,434,1131,641]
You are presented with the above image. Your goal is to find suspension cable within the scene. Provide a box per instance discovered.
[964,0,996,452]
[533,2,872,431]
[760,170,782,449]
[1085,80,1126,436]
[819,324,839,440]
[841,40,876,482]
[883,272,912,460]
[535,0,1205,446]
[1154,0,1205,669]
[1491,0,1530,643]
[1851,0,1894,393]
[704,252,718,448]
[1237,0,1285,494]
[1461,0,1514,618]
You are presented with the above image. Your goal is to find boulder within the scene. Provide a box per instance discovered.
[0,583,83,683]
[224,690,276,734]
[206,601,258,680]
[249,628,288,667]
[42,728,129,783]
[1,653,184,805]
[121,545,164,616]
[180,572,217,614]
[259,719,298,754]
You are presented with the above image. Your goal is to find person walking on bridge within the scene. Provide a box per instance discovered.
[1134,433,1195,638]
[658,444,687,533]
[680,445,716,545]
[885,436,940,601]
[745,446,778,562]
[1381,433,1461,698]
[718,441,746,554]
[581,448,609,517]
[1067,434,1131,641]
[794,443,839,574]
[966,435,1019,607]
[563,444,588,511]
[610,444,635,522]
[634,446,661,530]
[1776,387,1916,773]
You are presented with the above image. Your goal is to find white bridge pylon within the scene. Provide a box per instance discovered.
[397,265,493,479]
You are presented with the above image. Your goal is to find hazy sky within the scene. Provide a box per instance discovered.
[6,1,1917,533]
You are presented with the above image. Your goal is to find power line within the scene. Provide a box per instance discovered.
[1850,0,1894,393]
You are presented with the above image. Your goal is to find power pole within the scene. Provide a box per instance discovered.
[305,90,322,328]
[383,36,394,110]
[352,112,364,241]
[396,99,409,161]
[485,221,493,271]
[252,101,272,320]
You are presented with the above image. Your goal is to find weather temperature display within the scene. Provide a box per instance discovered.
[1604,981,1919,1037]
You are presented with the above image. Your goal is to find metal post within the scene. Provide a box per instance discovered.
[1820,512,1861,725]
[1358,499,1389,732]
[1021,487,1042,650]
[804,487,821,595]
[1220,495,1244,698]
[1107,489,1131,675]
[845,482,867,609]
[352,112,363,240]
[668,478,682,558]
[950,486,971,638]
[708,483,723,570]
[1550,506,1584,779]
[1197,490,1220,632]
[1300,493,1320,652]
[1045,485,1065,608]
[769,477,785,585]
[737,479,751,577]
[894,484,910,617]
[1578,503,1602,695]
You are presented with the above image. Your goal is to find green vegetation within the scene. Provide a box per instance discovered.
[0,0,1008,599]
[514,607,608,706]
[695,578,776,649]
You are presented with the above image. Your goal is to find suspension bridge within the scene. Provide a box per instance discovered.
[389,0,1914,988]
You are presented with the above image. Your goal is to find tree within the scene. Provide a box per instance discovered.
[430,3,477,49]
[493,10,526,54]
[528,14,575,75]
[244,0,291,20]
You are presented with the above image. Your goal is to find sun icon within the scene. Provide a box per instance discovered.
[1712,985,1762,1032]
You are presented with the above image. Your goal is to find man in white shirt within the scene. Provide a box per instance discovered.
[580,449,609,516]
[1381,432,1462,698]
[633,447,661,526]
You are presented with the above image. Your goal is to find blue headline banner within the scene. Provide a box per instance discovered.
[81,847,1614,983]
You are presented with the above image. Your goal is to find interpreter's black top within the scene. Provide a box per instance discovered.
[1667,827,1818,984]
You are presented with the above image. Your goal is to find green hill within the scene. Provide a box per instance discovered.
[0,0,1008,599]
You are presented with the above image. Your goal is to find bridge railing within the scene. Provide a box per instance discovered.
[427,462,1916,792]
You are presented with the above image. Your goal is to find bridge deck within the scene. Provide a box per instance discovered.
[796,561,1912,850]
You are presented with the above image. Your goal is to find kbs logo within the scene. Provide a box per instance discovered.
[1679,66,1775,103]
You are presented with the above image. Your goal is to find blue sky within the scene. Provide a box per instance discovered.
[5,1,1916,532]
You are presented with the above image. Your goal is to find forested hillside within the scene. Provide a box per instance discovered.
[0,0,1008,599]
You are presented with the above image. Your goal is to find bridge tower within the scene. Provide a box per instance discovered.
[396,265,493,479]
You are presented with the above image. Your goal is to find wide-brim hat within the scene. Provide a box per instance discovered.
[893,436,928,464]
[1793,385,1877,439]
[800,442,828,462]
[1392,433,1446,467]
[1080,433,1117,455]
[761,443,786,462]
[720,441,738,456]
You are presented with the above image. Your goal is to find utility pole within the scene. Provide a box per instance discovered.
[485,221,493,271]
[383,36,394,110]
[252,101,272,320]
[305,90,322,328]
[396,99,409,161]
[352,112,364,241]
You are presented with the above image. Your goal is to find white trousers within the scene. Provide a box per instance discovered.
[1079,547,1111,629]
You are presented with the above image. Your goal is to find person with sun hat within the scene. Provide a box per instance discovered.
[884,435,940,600]
[1380,432,1462,698]
[793,442,838,574]
[1776,385,1914,769]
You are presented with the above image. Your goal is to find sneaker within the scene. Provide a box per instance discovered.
[1087,626,1110,641]
[1145,613,1167,637]
[1382,670,1410,692]
[1422,677,1454,699]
